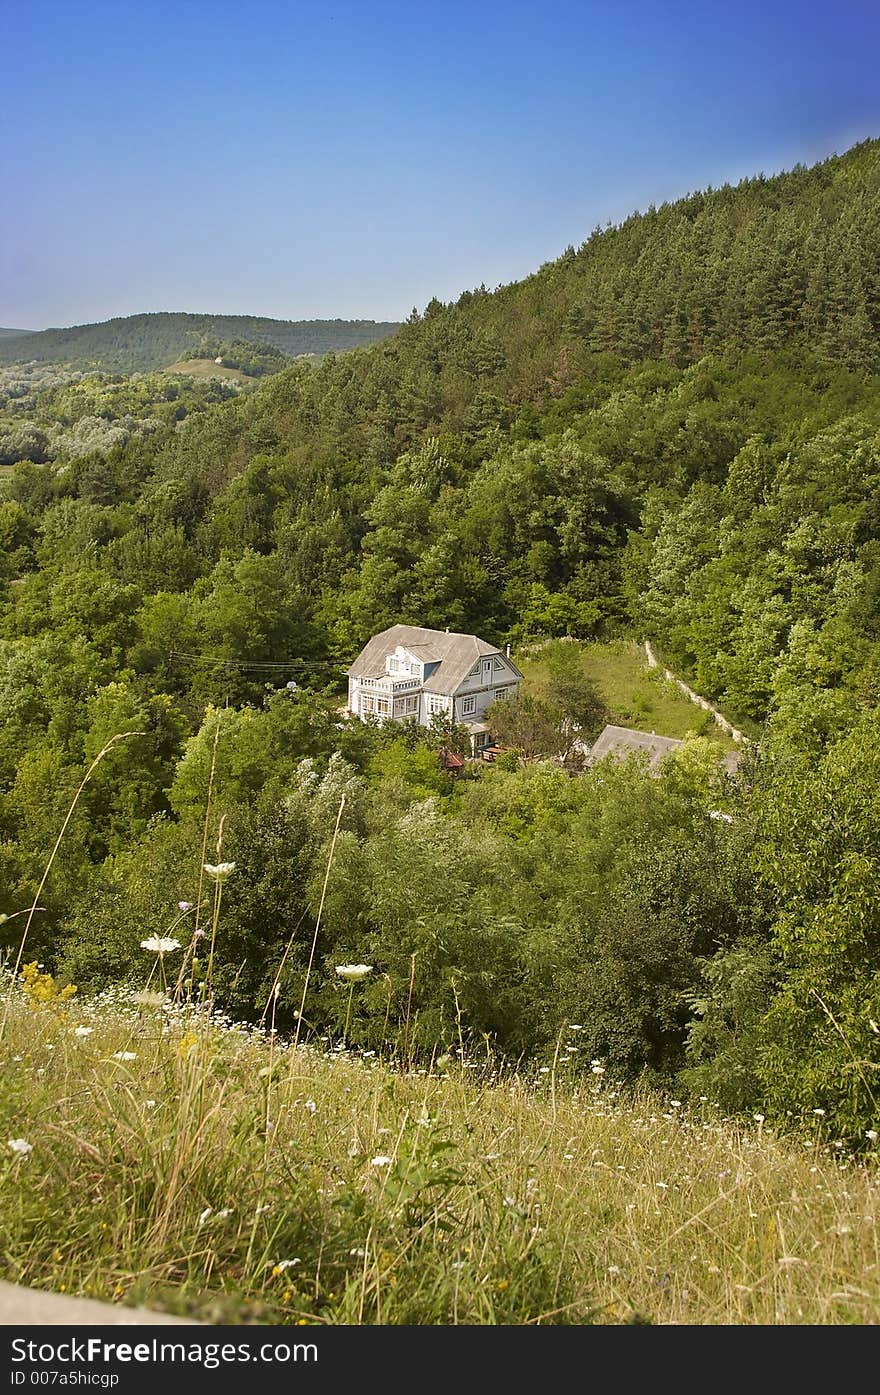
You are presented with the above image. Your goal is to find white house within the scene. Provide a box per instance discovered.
[347,624,523,752]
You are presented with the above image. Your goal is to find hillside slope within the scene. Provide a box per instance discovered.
[249,136,880,458]
[3,142,880,1133]
[0,311,401,372]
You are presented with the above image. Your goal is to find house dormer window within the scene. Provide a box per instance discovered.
[388,658,399,673]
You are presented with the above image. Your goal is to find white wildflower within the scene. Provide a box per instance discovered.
[273,1258,301,1272]
[203,862,236,882]
[866,1130,878,1142]
[132,990,167,1007]
[140,937,181,955]
[708,810,734,823]
[112,1051,137,1061]
[73,1025,93,1037]
[8,1138,32,1155]
[335,964,373,981]
[370,1155,392,1168]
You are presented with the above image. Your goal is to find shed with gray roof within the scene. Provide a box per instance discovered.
[587,724,684,771]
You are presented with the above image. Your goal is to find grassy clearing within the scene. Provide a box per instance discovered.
[160,359,254,383]
[2,977,879,1325]
[515,639,736,749]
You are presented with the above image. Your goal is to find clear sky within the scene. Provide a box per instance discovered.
[3,0,879,329]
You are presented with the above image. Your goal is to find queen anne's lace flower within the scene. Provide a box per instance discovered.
[203,862,236,882]
[140,937,181,954]
[336,964,373,981]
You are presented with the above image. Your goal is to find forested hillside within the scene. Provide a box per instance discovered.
[0,311,401,372]
[3,139,880,1138]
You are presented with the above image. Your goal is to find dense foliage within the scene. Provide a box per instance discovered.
[0,312,401,373]
[3,140,880,1140]
[0,363,250,466]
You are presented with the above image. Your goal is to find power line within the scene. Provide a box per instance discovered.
[167,650,350,671]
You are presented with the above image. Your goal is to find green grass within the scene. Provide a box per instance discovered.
[161,359,254,384]
[3,974,879,1325]
[515,640,737,750]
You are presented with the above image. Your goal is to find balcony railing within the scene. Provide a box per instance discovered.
[358,676,420,693]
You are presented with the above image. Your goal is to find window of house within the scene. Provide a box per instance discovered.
[405,696,419,714]
[389,658,399,673]
[493,657,506,671]
[482,660,492,675]
[494,687,511,701]
[461,696,476,716]
[469,662,481,676]
[376,698,390,716]
[428,696,447,714]
[361,696,375,714]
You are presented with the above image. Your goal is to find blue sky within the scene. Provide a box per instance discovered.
[3,0,879,329]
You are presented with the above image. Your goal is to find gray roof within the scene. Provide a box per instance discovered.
[588,724,683,770]
[348,624,521,695]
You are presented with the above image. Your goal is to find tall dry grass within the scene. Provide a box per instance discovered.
[2,975,879,1325]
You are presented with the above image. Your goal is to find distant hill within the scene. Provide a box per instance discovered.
[0,312,400,372]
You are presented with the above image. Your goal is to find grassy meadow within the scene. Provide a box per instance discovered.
[161,359,255,384]
[2,970,879,1326]
[515,639,738,749]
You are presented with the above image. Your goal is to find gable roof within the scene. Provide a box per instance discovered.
[348,624,519,694]
[588,724,683,770]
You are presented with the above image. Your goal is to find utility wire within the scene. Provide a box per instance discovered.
[167,650,350,670]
